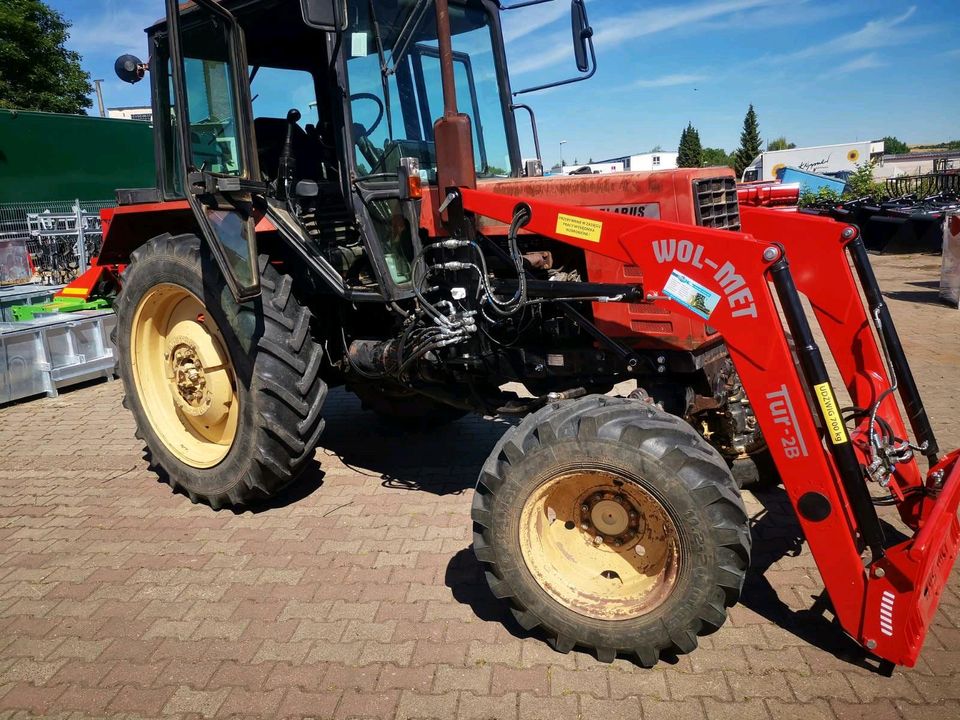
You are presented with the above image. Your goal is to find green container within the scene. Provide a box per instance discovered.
[0,109,155,203]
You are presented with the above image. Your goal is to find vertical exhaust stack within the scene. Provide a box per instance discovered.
[433,0,477,196]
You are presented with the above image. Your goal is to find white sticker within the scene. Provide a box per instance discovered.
[662,269,721,320]
[351,32,369,57]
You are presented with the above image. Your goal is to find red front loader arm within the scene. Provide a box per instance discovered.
[457,188,960,667]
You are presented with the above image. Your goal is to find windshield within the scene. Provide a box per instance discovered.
[345,0,512,182]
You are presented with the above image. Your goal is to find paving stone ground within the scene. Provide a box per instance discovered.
[0,251,958,719]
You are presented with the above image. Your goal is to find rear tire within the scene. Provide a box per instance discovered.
[472,395,750,665]
[114,233,327,509]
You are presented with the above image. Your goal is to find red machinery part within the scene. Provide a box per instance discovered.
[457,186,960,667]
[738,182,801,207]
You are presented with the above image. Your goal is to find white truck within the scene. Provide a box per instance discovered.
[741,140,885,182]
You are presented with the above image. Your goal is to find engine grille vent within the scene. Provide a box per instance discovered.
[693,177,741,231]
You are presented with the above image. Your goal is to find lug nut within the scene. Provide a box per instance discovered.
[581,504,589,512]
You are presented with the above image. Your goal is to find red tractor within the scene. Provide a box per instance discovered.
[97,0,959,670]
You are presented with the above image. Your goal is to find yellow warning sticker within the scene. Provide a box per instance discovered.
[59,287,88,296]
[556,213,603,243]
[814,382,848,445]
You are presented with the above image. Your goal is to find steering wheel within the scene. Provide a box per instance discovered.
[350,93,385,139]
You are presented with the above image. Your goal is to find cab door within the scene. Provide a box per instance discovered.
[165,0,262,301]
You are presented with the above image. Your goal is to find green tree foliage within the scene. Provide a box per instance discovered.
[882,136,909,155]
[844,162,887,198]
[677,122,703,168]
[702,147,734,168]
[767,136,796,151]
[798,162,888,207]
[923,139,960,150]
[734,104,762,177]
[0,0,92,114]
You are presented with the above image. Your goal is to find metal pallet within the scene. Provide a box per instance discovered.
[0,310,116,404]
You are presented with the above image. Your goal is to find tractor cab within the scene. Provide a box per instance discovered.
[127,0,561,304]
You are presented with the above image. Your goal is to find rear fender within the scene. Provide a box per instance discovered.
[97,201,196,265]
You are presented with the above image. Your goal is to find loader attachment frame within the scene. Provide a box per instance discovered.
[456,188,960,667]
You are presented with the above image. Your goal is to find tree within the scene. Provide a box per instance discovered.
[0,0,92,114]
[677,122,703,168]
[799,161,888,208]
[702,147,734,168]
[882,136,909,155]
[767,136,796,151]
[734,104,762,177]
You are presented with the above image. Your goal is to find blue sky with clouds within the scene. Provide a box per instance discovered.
[52,0,959,166]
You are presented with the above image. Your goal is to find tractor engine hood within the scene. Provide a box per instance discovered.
[422,168,736,236]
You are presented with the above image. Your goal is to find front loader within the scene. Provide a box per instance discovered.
[98,0,959,669]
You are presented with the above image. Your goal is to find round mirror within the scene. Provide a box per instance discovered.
[115,55,145,85]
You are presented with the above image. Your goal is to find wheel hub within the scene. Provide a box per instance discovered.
[170,343,208,411]
[582,493,644,546]
[131,284,238,469]
[518,469,681,620]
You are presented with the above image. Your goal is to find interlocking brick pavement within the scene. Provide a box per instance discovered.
[0,252,958,719]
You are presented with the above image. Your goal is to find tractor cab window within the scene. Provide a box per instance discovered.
[248,66,335,184]
[181,19,245,176]
[345,0,512,182]
[250,66,318,127]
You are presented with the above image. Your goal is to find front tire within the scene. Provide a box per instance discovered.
[114,234,327,509]
[472,395,750,665]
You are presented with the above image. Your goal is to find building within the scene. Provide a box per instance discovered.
[560,151,679,176]
[621,152,679,172]
[560,161,624,175]
[874,150,960,179]
[590,152,679,172]
[107,106,153,122]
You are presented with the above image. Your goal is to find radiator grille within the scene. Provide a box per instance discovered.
[693,177,741,231]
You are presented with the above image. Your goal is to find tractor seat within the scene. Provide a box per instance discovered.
[253,117,325,184]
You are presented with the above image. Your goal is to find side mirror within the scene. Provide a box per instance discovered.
[512,0,597,97]
[115,54,147,84]
[300,0,347,31]
[571,0,593,73]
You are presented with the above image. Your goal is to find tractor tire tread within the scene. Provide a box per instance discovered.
[115,233,327,509]
[471,394,750,667]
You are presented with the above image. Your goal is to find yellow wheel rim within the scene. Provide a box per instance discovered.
[519,469,681,620]
[131,284,238,468]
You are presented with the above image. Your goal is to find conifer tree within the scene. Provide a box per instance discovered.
[677,122,703,168]
[734,104,762,177]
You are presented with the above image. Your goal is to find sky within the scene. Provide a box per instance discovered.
[51,0,960,167]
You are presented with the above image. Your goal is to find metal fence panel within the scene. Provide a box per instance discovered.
[885,173,960,197]
[0,200,113,284]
